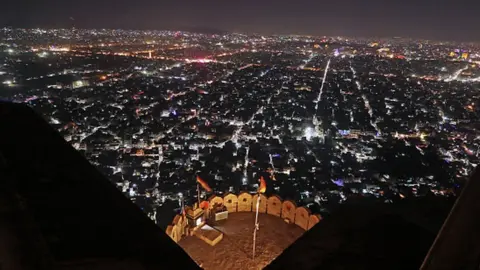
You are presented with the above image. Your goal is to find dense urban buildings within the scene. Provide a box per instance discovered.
[0,28,478,224]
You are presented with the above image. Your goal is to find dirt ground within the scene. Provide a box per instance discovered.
[178,212,305,270]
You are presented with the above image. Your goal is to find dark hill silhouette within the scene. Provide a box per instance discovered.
[0,102,198,269]
[266,197,454,270]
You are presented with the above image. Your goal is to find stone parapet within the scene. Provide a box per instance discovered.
[166,192,322,243]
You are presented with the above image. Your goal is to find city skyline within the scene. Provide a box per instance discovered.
[2,0,479,41]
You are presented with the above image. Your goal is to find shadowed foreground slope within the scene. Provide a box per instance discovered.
[0,102,199,270]
[266,197,454,270]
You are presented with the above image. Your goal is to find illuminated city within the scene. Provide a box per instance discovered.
[1,0,480,266]
[2,26,480,270]
[1,29,479,220]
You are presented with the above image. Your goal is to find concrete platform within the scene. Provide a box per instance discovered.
[179,212,304,269]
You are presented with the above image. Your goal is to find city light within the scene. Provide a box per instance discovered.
[3,80,14,86]
[304,127,316,141]
[37,51,49,58]
[0,28,472,244]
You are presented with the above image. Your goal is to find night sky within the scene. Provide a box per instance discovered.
[2,0,478,41]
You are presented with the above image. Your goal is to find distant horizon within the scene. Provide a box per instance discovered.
[2,25,479,44]
[1,0,478,43]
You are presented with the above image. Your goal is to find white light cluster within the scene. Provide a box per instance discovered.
[304,127,316,141]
